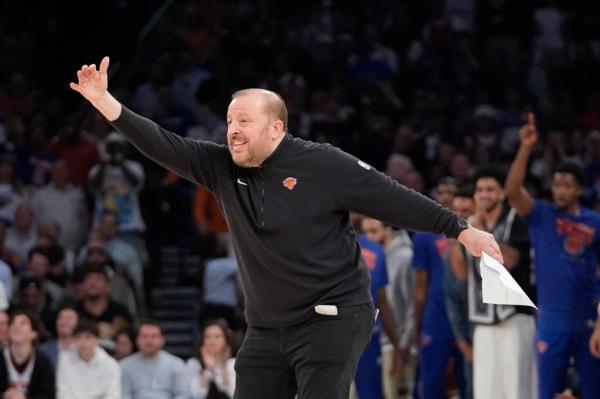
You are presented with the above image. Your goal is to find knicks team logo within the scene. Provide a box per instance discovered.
[435,237,450,258]
[536,341,548,354]
[282,177,297,191]
[360,248,377,271]
[555,219,595,255]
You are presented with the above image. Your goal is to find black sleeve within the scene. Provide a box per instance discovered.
[109,106,228,191]
[29,351,55,399]
[328,147,463,238]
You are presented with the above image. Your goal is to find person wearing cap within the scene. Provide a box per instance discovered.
[57,319,121,399]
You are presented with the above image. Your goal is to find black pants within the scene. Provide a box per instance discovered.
[234,303,375,399]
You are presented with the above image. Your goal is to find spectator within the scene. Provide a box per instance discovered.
[97,211,144,303]
[39,306,79,369]
[199,258,242,332]
[0,310,55,398]
[31,159,88,251]
[14,278,53,339]
[89,132,145,236]
[0,222,21,271]
[18,246,63,310]
[187,319,236,399]
[76,264,132,341]
[113,327,137,361]
[120,321,189,399]
[51,113,99,187]
[5,202,36,263]
[0,311,8,347]
[361,217,414,398]
[0,157,22,225]
[57,319,121,399]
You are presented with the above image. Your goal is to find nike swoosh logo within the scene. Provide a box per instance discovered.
[237,178,248,186]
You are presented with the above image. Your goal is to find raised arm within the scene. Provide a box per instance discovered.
[505,113,537,217]
[70,57,225,190]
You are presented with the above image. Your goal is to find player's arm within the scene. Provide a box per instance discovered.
[377,287,406,374]
[414,269,428,339]
[505,113,537,217]
[70,57,222,190]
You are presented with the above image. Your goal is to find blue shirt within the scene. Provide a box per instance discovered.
[526,201,600,319]
[359,236,388,334]
[412,232,453,338]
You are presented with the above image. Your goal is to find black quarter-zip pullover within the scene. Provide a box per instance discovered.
[111,106,464,327]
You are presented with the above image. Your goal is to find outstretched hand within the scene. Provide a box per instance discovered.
[457,225,504,264]
[69,56,110,103]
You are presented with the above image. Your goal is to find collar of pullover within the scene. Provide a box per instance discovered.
[259,133,292,168]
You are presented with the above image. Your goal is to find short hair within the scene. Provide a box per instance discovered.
[137,319,164,337]
[553,161,584,186]
[74,319,99,337]
[231,89,288,132]
[455,185,474,199]
[472,164,506,187]
[437,177,458,188]
[9,309,42,336]
[27,246,50,263]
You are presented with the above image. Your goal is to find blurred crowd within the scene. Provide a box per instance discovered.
[1,0,600,398]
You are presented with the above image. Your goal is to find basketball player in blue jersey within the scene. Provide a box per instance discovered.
[506,113,600,399]
[413,178,466,399]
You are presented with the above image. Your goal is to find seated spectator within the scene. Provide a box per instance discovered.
[39,306,79,369]
[0,222,20,271]
[37,220,76,274]
[199,258,242,331]
[113,327,137,361]
[0,257,12,303]
[14,278,53,339]
[57,319,121,399]
[98,211,144,303]
[5,202,36,263]
[0,310,54,398]
[0,156,22,226]
[187,319,236,399]
[80,238,138,317]
[76,265,132,341]
[0,311,8,347]
[31,159,88,252]
[16,247,63,310]
[120,321,189,399]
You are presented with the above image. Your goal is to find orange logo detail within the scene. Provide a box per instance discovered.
[537,341,548,354]
[283,177,297,191]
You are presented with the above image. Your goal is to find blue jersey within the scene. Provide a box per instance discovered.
[412,232,453,337]
[526,201,600,318]
[359,235,389,305]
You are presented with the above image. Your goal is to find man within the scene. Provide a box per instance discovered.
[361,217,414,398]
[57,319,121,399]
[76,264,132,340]
[444,187,475,399]
[354,227,404,399]
[18,247,63,310]
[70,57,502,399]
[505,113,600,399]
[412,178,465,399]
[120,321,189,399]
[451,167,537,399]
[39,306,79,368]
[31,159,88,251]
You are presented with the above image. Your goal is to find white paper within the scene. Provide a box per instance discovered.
[480,251,537,309]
